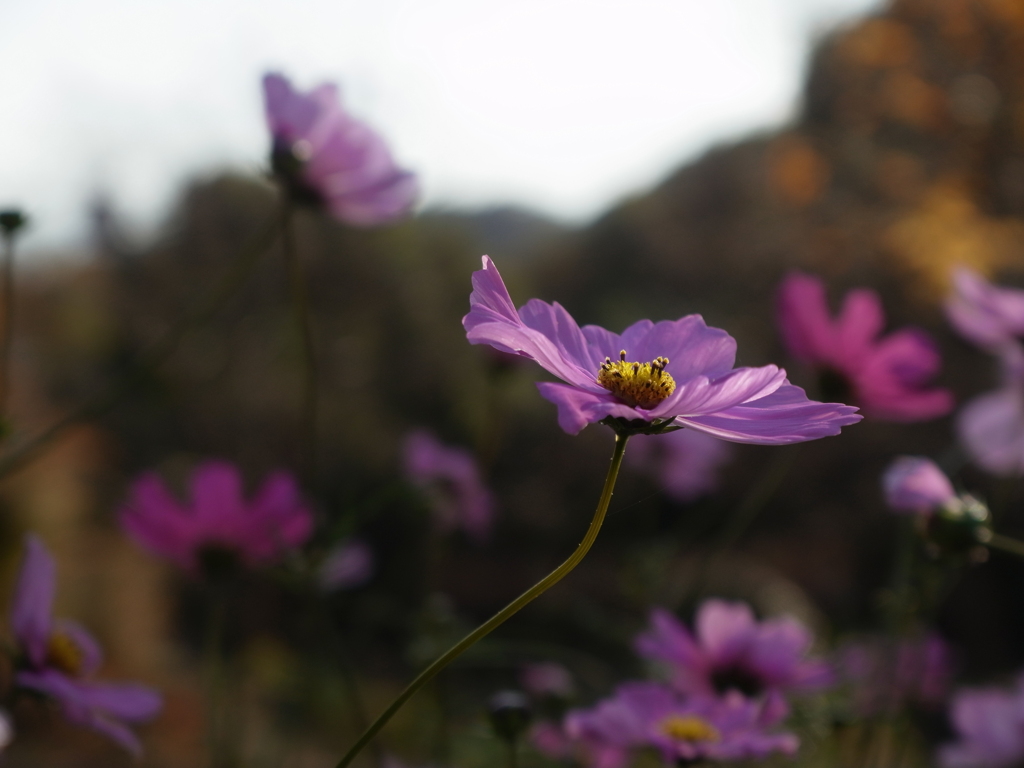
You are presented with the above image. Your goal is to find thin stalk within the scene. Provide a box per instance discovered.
[984,531,1024,559]
[507,739,518,768]
[0,231,15,417]
[333,433,631,768]
[0,215,279,480]
[281,200,319,478]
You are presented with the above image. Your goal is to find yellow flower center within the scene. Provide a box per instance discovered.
[45,631,83,676]
[597,350,676,409]
[659,715,721,743]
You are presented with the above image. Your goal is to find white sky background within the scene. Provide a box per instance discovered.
[0,0,882,253]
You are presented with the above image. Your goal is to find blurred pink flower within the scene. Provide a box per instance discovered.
[521,662,575,699]
[119,461,314,576]
[319,538,374,591]
[883,456,957,516]
[777,271,953,422]
[958,355,1024,475]
[627,428,734,502]
[403,430,495,542]
[263,72,417,226]
[946,268,1024,352]
[10,536,162,756]
[839,633,952,717]
[939,675,1024,768]
[562,682,798,768]
[634,601,831,724]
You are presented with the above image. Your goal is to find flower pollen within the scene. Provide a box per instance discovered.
[597,350,676,409]
[46,632,83,676]
[659,714,720,743]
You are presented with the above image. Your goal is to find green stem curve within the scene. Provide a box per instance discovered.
[334,432,630,768]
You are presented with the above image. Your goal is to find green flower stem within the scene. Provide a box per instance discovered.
[280,199,320,479]
[0,214,279,480]
[983,531,1024,559]
[334,432,631,768]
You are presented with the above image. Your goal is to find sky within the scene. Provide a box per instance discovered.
[0,0,882,252]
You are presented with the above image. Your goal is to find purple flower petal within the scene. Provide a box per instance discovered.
[678,384,861,445]
[263,73,417,226]
[958,383,1024,476]
[16,670,161,758]
[883,456,957,514]
[946,268,1024,351]
[11,535,56,667]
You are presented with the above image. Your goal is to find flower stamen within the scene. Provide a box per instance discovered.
[659,715,720,743]
[46,631,83,676]
[597,350,676,409]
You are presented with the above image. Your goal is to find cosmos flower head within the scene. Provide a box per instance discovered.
[464,256,861,442]
[939,675,1024,768]
[883,456,959,516]
[776,271,953,422]
[403,430,496,542]
[263,72,418,226]
[946,268,1024,353]
[627,428,734,502]
[10,535,162,756]
[119,460,314,578]
[634,601,831,724]
[562,681,798,768]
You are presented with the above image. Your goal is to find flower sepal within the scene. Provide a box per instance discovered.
[918,495,991,560]
[600,416,683,438]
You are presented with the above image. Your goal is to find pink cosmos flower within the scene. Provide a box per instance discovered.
[777,272,953,422]
[939,675,1024,768]
[626,429,734,502]
[10,536,162,756]
[318,538,374,591]
[883,456,958,516]
[634,601,831,724]
[839,633,952,717]
[946,268,1024,353]
[263,72,417,226]
[562,682,798,768]
[464,257,860,441]
[119,461,314,576]
[403,430,495,542]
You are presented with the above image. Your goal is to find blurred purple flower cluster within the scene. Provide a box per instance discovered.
[530,600,826,767]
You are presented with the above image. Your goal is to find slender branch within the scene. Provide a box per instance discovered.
[281,200,319,478]
[0,215,280,480]
[333,433,631,768]
[983,531,1024,559]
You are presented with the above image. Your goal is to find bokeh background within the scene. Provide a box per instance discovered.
[4,0,1024,765]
